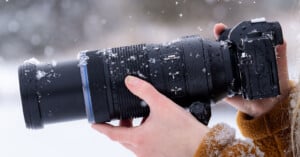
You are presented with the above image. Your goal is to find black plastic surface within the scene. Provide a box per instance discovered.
[18,19,283,129]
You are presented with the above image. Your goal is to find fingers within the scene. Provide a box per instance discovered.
[125,76,175,113]
[223,96,244,110]
[275,40,290,97]
[276,40,287,53]
[214,23,227,39]
[93,76,178,144]
[224,96,260,117]
[92,124,134,144]
[276,41,288,74]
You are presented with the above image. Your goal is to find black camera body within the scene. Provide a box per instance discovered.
[219,18,283,100]
[18,18,283,129]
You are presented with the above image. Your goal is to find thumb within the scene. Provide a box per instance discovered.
[223,96,246,111]
[124,76,175,113]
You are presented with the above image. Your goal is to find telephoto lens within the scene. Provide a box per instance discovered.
[19,60,86,129]
[18,19,283,129]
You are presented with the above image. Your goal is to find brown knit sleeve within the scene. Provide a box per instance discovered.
[237,96,292,157]
[194,81,295,157]
[194,123,264,157]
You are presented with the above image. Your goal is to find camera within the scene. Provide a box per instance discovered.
[18,18,283,129]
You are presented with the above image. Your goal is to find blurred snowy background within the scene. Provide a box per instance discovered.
[0,0,300,156]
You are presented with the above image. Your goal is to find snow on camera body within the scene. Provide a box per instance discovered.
[18,18,283,129]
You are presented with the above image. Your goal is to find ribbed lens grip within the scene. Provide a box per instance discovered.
[108,44,150,119]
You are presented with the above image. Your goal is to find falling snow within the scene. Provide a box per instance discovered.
[137,71,147,79]
[36,70,47,80]
[52,60,57,67]
[148,58,156,64]
[78,52,90,66]
[1,1,300,157]
[128,56,137,61]
[179,13,183,18]
[24,58,40,65]
[140,101,148,107]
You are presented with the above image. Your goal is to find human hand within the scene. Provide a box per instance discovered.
[214,23,291,118]
[92,76,209,157]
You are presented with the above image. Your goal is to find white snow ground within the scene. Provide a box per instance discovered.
[0,62,240,157]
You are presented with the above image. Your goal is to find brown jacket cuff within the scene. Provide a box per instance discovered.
[237,96,291,140]
[194,123,235,157]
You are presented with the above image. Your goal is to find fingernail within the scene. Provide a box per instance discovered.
[125,76,141,87]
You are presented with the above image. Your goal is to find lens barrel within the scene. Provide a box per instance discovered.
[79,35,234,124]
[19,35,234,129]
[19,61,86,129]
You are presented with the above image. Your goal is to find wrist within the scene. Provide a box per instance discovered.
[188,124,209,157]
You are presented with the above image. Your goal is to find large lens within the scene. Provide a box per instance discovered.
[19,35,234,129]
